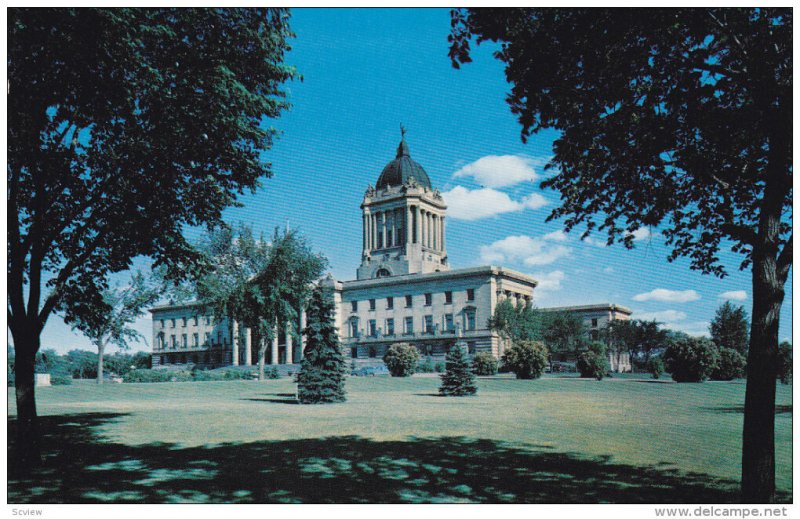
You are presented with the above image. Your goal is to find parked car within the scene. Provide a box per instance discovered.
[351,365,389,377]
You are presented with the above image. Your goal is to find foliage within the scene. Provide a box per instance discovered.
[34,349,72,377]
[50,375,73,386]
[416,358,435,374]
[8,7,297,463]
[603,319,668,363]
[449,8,791,501]
[501,340,549,380]
[65,350,99,379]
[439,342,478,396]
[123,369,193,384]
[297,286,347,404]
[434,362,446,373]
[777,342,792,385]
[647,357,665,380]
[710,302,750,356]
[488,299,543,342]
[663,337,719,383]
[541,311,587,356]
[577,342,610,380]
[383,343,421,377]
[710,347,747,381]
[472,352,499,376]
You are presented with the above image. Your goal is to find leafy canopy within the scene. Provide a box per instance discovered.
[710,302,750,355]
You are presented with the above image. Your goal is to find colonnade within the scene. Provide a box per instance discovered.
[363,205,445,253]
[230,309,307,366]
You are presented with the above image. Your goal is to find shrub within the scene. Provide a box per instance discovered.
[383,343,421,377]
[501,340,549,380]
[710,347,746,381]
[647,356,665,379]
[663,337,718,382]
[50,374,73,385]
[778,342,792,384]
[577,342,610,380]
[472,352,498,376]
[439,342,477,396]
[266,366,281,379]
[434,362,445,373]
[124,368,192,383]
[416,358,435,373]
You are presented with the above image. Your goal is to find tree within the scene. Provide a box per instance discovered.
[577,342,610,380]
[191,225,327,381]
[663,336,719,383]
[603,319,668,366]
[383,343,421,377]
[472,351,499,376]
[65,349,99,379]
[450,8,791,501]
[540,311,587,358]
[777,342,792,385]
[488,298,543,343]
[8,8,296,466]
[501,340,549,380]
[296,285,347,404]
[439,342,478,396]
[710,302,751,356]
[647,356,665,380]
[711,347,747,381]
[68,272,159,384]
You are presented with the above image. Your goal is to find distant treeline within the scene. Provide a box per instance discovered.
[7,348,151,385]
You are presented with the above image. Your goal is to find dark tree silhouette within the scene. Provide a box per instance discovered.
[8,8,296,466]
[450,8,791,502]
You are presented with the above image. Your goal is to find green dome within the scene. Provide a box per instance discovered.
[376,137,432,190]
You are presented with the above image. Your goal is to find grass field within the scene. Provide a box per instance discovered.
[7,374,793,503]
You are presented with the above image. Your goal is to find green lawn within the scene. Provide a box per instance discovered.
[7,375,792,503]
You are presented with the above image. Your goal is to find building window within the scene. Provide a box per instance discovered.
[205,316,211,325]
[160,319,165,329]
[465,309,476,331]
[591,330,599,341]
[424,315,434,334]
[170,319,176,328]
[369,299,376,311]
[351,300,358,312]
[204,332,211,346]
[351,347,359,359]
[369,346,377,358]
[193,316,199,326]
[591,318,598,328]
[386,229,393,247]
[466,289,475,301]
[405,295,413,308]
[387,296,394,309]
[376,268,391,278]
[171,335,177,348]
[182,334,188,348]
[405,316,414,335]
[467,342,476,355]
[369,319,377,337]
[386,318,395,336]
[424,293,432,306]
[182,317,187,327]
[377,233,383,249]
[350,319,359,338]
[445,291,453,304]
[193,333,199,348]
[444,314,454,333]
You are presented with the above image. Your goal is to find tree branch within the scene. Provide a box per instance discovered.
[777,233,792,284]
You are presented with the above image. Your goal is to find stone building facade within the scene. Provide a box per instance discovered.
[149,132,633,371]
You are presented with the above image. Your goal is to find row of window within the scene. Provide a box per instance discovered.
[350,310,476,338]
[351,289,474,313]
[156,331,227,350]
[158,315,214,329]
[352,341,478,359]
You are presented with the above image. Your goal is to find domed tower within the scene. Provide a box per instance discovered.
[357,128,449,280]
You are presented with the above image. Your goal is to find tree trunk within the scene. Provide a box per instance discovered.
[258,341,266,381]
[741,251,784,503]
[11,324,42,470]
[97,342,105,385]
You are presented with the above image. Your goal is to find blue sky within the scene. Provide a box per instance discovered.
[39,8,792,353]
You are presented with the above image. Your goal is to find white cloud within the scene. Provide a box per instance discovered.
[442,186,548,221]
[543,230,568,242]
[479,235,572,267]
[453,155,543,188]
[632,288,701,303]
[582,236,610,248]
[663,320,710,337]
[627,227,659,241]
[603,266,615,274]
[719,290,748,301]
[532,270,565,292]
[635,310,688,322]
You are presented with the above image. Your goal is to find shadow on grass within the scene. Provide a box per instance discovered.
[242,398,299,405]
[704,405,792,415]
[8,413,785,504]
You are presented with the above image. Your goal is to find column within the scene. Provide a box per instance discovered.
[363,214,367,251]
[406,205,413,246]
[299,308,307,359]
[271,324,279,365]
[231,320,239,366]
[441,216,446,252]
[285,321,294,365]
[427,212,432,248]
[381,211,387,250]
[245,327,252,366]
[433,215,438,250]
[420,210,426,248]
